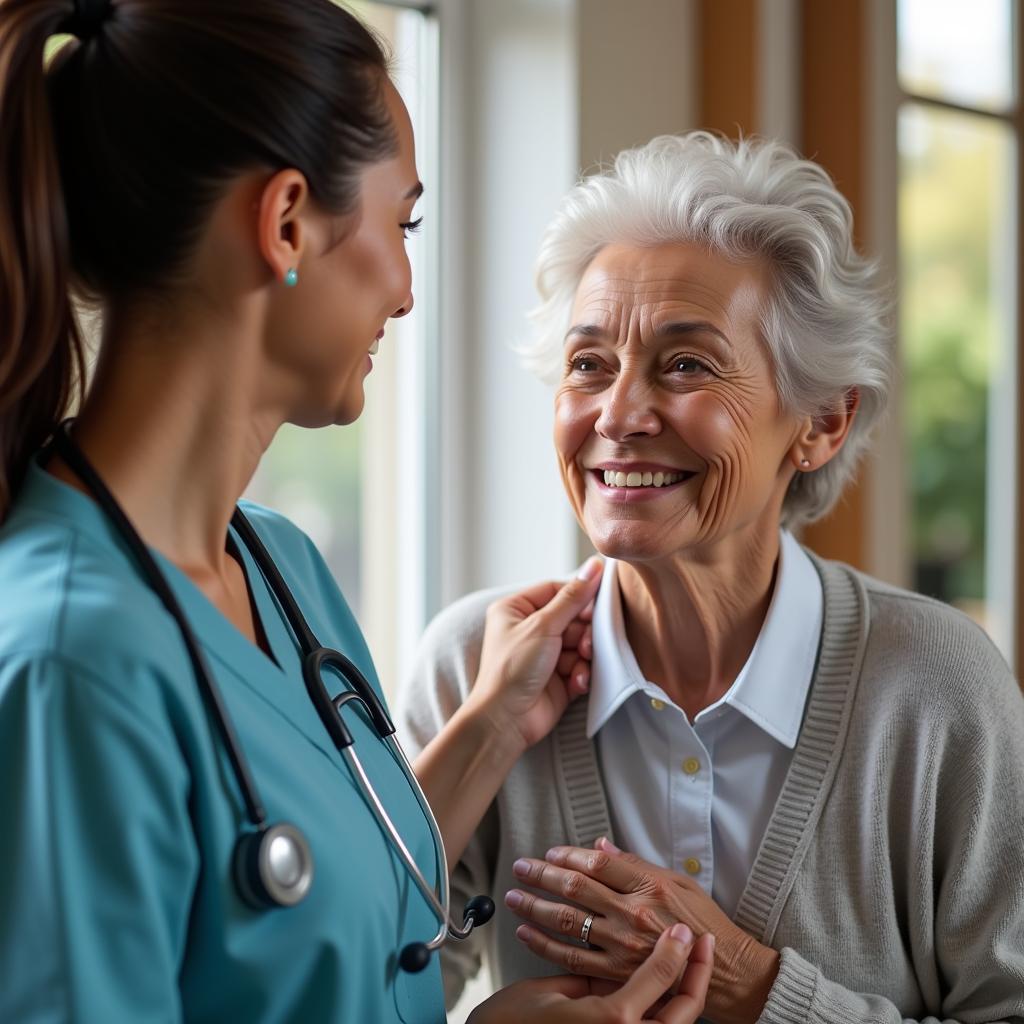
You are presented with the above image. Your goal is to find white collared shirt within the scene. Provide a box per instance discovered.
[588,531,822,917]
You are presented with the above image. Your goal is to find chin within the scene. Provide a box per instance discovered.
[585,522,687,564]
[331,387,367,426]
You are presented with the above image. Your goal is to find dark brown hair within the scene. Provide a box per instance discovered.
[0,0,394,519]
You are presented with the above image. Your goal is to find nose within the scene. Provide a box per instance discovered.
[392,291,414,319]
[594,371,661,441]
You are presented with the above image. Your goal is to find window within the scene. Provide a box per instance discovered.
[246,0,439,697]
[897,0,1017,659]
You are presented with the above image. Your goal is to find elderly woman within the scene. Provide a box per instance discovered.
[398,133,1024,1023]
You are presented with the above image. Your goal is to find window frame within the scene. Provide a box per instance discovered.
[893,0,1021,669]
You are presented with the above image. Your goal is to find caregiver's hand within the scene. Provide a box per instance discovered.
[468,924,714,1024]
[413,559,602,868]
[505,839,779,1024]
[469,556,603,751]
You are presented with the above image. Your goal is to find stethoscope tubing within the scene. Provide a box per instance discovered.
[48,421,478,953]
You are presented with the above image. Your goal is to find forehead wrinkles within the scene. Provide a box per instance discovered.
[572,273,737,322]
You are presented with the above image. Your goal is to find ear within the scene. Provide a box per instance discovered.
[789,388,860,473]
[256,169,311,284]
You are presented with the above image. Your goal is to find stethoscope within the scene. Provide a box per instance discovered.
[49,422,494,973]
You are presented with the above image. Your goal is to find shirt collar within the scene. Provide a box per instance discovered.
[586,531,823,748]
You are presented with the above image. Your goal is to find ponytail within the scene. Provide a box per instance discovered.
[0,0,85,521]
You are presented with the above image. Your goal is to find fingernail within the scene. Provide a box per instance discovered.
[669,924,693,945]
[597,836,621,854]
[505,889,523,909]
[516,925,533,942]
[513,858,530,876]
[576,556,601,581]
[575,670,589,692]
[545,847,564,863]
[709,934,717,951]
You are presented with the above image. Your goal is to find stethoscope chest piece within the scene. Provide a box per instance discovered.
[234,823,314,909]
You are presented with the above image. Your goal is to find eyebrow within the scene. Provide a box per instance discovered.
[405,181,425,201]
[564,320,732,345]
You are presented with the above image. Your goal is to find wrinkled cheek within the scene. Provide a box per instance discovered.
[553,393,593,517]
[681,393,755,534]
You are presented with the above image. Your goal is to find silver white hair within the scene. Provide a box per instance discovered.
[522,131,893,526]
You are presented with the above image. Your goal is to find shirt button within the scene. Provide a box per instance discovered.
[650,698,665,711]
[682,757,701,775]
[684,858,702,875]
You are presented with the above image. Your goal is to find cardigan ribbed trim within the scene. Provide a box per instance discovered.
[733,556,867,942]
[549,554,869,943]
[553,699,612,848]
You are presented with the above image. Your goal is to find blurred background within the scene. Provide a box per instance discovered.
[246,0,1022,696]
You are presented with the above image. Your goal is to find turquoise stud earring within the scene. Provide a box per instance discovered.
[284,268,299,288]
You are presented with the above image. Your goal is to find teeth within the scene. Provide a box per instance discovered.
[601,469,687,488]
[369,339,380,355]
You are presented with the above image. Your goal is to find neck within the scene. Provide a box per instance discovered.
[616,522,781,719]
[55,299,283,575]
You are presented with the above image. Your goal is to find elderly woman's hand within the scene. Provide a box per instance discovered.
[468,924,714,1024]
[505,839,779,1024]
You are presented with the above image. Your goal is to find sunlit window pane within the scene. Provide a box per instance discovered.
[899,104,1015,648]
[898,0,1013,111]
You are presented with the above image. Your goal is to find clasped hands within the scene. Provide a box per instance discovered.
[503,838,780,1024]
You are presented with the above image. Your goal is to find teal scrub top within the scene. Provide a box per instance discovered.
[0,460,447,1023]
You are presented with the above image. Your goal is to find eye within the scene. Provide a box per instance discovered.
[401,216,424,239]
[669,354,711,376]
[568,353,602,374]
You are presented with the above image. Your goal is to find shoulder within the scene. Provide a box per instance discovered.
[815,555,1021,730]
[418,583,517,662]
[0,510,185,682]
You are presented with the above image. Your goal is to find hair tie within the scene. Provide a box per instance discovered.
[63,0,113,41]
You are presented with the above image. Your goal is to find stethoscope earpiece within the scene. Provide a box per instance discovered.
[462,894,495,929]
[234,823,314,909]
[397,892,496,974]
[399,941,432,974]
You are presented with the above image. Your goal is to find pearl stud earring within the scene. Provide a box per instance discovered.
[800,458,811,469]
[284,268,299,288]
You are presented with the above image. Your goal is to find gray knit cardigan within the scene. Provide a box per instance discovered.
[396,555,1024,1023]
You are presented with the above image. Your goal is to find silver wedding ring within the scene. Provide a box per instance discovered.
[580,913,594,944]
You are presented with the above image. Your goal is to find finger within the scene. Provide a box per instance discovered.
[566,660,590,698]
[605,926,694,1018]
[545,844,656,896]
[561,620,586,651]
[512,857,616,915]
[505,889,605,947]
[655,933,714,1024]
[525,558,604,637]
[579,625,593,660]
[557,649,580,678]
[555,653,591,691]
[515,923,618,980]
[674,931,714,1001]
[502,974,597,1000]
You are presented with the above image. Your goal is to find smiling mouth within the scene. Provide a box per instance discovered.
[594,469,696,489]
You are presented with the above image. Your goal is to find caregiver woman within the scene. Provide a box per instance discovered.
[0,1,712,1021]
[399,133,1024,1023]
